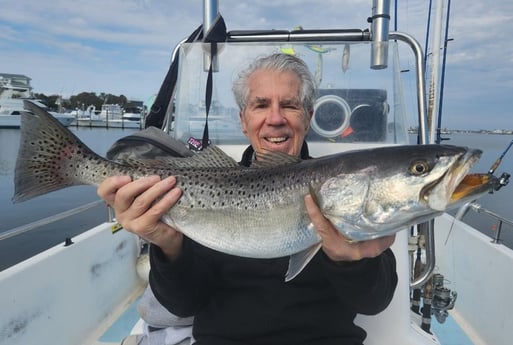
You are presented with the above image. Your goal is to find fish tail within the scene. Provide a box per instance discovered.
[12,101,106,203]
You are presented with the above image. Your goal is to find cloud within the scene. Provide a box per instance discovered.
[0,0,511,129]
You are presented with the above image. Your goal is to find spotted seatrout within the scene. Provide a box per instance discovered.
[13,101,497,280]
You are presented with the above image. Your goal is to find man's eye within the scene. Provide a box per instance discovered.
[282,102,300,109]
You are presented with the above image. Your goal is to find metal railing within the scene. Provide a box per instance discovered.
[468,202,513,244]
[0,200,105,242]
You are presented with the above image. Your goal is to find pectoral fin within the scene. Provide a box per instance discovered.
[285,243,322,282]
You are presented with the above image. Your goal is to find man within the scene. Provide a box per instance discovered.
[98,53,397,345]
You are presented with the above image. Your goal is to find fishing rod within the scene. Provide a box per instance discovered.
[453,139,512,224]
[488,139,513,175]
[436,0,452,145]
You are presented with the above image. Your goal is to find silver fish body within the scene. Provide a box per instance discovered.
[14,101,496,280]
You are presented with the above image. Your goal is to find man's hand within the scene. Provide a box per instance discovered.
[304,194,395,262]
[97,175,183,260]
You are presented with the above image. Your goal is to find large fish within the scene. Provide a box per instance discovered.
[14,101,498,280]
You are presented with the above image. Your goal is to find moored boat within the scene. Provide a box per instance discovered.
[70,104,142,129]
[0,98,75,128]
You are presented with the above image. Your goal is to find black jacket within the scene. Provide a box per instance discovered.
[149,144,398,345]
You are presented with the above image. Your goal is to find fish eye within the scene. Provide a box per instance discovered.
[410,160,430,175]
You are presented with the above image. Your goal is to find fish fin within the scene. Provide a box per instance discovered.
[12,101,102,203]
[253,151,302,168]
[285,243,322,282]
[120,146,239,169]
[308,184,321,207]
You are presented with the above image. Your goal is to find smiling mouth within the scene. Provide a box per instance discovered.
[265,136,288,144]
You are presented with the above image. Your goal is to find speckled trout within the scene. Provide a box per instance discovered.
[13,101,498,280]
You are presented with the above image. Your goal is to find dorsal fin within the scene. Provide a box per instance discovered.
[116,146,239,169]
[252,151,302,168]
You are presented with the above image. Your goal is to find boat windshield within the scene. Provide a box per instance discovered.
[172,41,410,146]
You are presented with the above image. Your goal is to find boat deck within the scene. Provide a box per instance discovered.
[95,293,475,345]
[431,317,473,345]
[97,297,141,344]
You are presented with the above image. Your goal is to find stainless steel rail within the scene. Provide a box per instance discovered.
[0,200,105,241]
[469,203,513,244]
[388,31,433,289]
[227,29,370,42]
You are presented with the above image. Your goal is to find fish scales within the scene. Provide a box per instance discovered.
[166,162,328,258]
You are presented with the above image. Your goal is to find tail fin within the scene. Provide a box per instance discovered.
[12,101,102,203]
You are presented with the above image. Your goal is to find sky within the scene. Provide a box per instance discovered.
[0,0,512,130]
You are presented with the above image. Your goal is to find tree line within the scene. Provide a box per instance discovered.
[34,92,129,112]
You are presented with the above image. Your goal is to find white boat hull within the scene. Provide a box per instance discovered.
[0,113,75,128]
[434,214,513,345]
[0,223,145,345]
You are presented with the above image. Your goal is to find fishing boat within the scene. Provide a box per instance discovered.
[1,1,511,345]
[71,104,142,129]
[0,73,32,99]
[0,98,75,128]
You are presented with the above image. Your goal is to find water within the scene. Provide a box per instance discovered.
[1,129,512,271]
[431,133,513,247]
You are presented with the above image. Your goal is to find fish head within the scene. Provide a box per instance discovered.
[421,147,482,210]
[317,145,494,240]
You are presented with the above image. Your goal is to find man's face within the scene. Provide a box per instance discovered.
[240,69,312,157]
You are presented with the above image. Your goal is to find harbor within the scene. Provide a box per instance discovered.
[0,73,146,129]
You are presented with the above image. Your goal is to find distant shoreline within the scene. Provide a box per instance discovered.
[408,128,513,135]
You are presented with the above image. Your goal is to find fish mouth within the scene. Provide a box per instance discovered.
[450,173,498,203]
[422,148,495,210]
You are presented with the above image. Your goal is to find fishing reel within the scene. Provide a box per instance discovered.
[495,172,510,191]
[485,171,509,193]
[430,273,457,324]
[487,139,512,192]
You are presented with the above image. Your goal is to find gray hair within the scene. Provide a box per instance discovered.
[232,53,317,115]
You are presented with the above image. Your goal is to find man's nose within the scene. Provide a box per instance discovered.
[266,104,286,125]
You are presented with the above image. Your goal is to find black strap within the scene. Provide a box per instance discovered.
[145,25,203,129]
[202,44,214,150]
[200,15,227,150]
[367,14,391,23]
[146,13,227,149]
